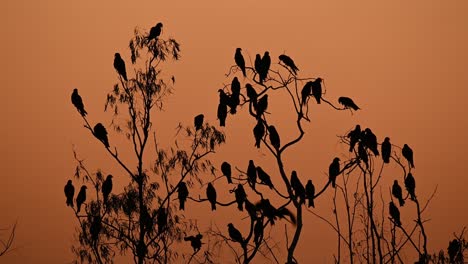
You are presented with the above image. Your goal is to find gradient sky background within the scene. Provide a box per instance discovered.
[1,1,468,263]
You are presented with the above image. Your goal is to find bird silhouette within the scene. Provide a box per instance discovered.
[253,218,264,245]
[229,77,241,114]
[247,160,257,189]
[113,53,128,81]
[71,88,87,117]
[305,180,315,208]
[311,78,323,104]
[156,208,167,234]
[256,166,274,189]
[290,171,306,204]
[347,125,361,152]
[448,239,461,264]
[184,234,203,252]
[402,144,415,168]
[392,180,405,207]
[228,223,243,244]
[217,103,227,127]
[177,182,189,210]
[389,201,401,226]
[90,215,102,245]
[261,51,271,81]
[244,199,257,220]
[64,180,75,208]
[253,119,265,148]
[329,157,340,188]
[363,128,379,156]
[246,83,258,109]
[257,199,277,225]
[148,22,163,41]
[405,172,416,200]
[255,54,262,82]
[301,81,313,106]
[278,54,299,75]
[358,142,369,168]
[268,125,280,150]
[94,123,110,148]
[102,174,113,205]
[207,183,217,211]
[234,184,246,211]
[338,97,360,111]
[256,94,268,119]
[235,48,246,77]
[382,137,391,163]
[221,161,232,184]
[76,185,87,213]
[194,114,204,131]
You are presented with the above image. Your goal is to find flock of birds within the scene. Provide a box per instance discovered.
[67,23,418,251]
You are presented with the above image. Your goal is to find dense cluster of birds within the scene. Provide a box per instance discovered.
[64,175,113,213]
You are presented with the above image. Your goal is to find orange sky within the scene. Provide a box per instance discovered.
[1,1,468,263]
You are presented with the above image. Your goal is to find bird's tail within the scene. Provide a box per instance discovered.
[399,198,405,207]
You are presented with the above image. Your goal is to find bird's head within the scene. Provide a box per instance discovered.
[236,48,242,52]
[385,137,390,142]
[67,180,72,184]
[394,180,398,184]
[156,22,163,28]
[264,51,269,56]
[334,157,340,163]
[316,77,323,82]
[107,174,113,179]
[404,144,409,148]
[115,53,121,58]
[81,185,87,190]
[228,223,233,228]
[73,88,78,93]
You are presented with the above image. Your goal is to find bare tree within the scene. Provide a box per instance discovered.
[0,222,16,257]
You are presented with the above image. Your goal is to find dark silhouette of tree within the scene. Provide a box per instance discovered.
[67,23,225,264]
[0,222,16,257]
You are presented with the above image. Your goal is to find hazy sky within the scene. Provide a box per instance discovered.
[1,1,468,263]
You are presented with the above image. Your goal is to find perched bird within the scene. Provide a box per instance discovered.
[405,173,416,200]
[247,160,257,189]
[256,95,268,119]
[290,171,305,204]
[402,144,415,168]
[194,114,204,131]
[305,180,315,208]
[177,182,189,210]
[301,81,313,106]
[113,53,128,81]
[253,119,265,148]
[184,234,203,252]
[231,77,241,95]
[218,89,230,106]
[217,103,227,127]
[76,185,87,213]
[71,88,87,117]
[228,223,243,244]
[257,199,277,225]
[255,54,263,82]
[89,215,102,245]
[234,48,246,77]
[102,174,113,205]
[244,199,257,220]
[229,78,241,114]
[221,161,232,184]
[392,180,405,207]
[64,180,75,208]
[234,184,246,211]
[268,125,280,150]
[448,239,461,264]
[389,201,401,226]
[261,51,271,81]
[311,78,323,104]
[279,54,299,75]
[94,123,110,148]
[157,208,167,234]
[246,83,258,109]
[329,157,340,188]
[382,137,391,163]
[206,183,217,211]
[148,22,163,41]
[347,125,361,152]
[338,97,360,111]
[358,142,369,168]
[363,128,379,156]
[253,218,264,245]
[256,166,274,189]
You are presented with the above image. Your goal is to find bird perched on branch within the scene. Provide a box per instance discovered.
[311,78,323,104]
[389,201,401,226]
[405,173,416,200]
[184,234,203,252]
[338,97,360,111]
[247,160,257,190]
[301,81,313,106]
[279,54,299,75]
[64,180,75,208]
[229,77,241,114]
[157,208,167,234]
[207,183,217,211]
[194,114,204,131]
[392,180,405,207]
[147,22,163,41]
[290,171,305,204]
[254,218,264,245]
[246,83,258,109]
[94,123,110,148]
[253,119,265,148]
[234,48,246,77]
[256,95,268,119]
[221,161,232,184]
[177,182,189,210]
[256,166,274,189]
[347,125,361,152]
[358,142,369,168]
[90,215,102,245]
[102,174,113,206]
[363,128,379,156]
[382,137,391,163]
[228,223,243,244]
[305,180,315,208]
[402,144,415,168]
[71,88,87,117]
[234,184,246,211]
[261,51,271,79]
[329,157,340,188]
[268,125,280,150]
[76,185,87,213]
[113,53,128,81]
